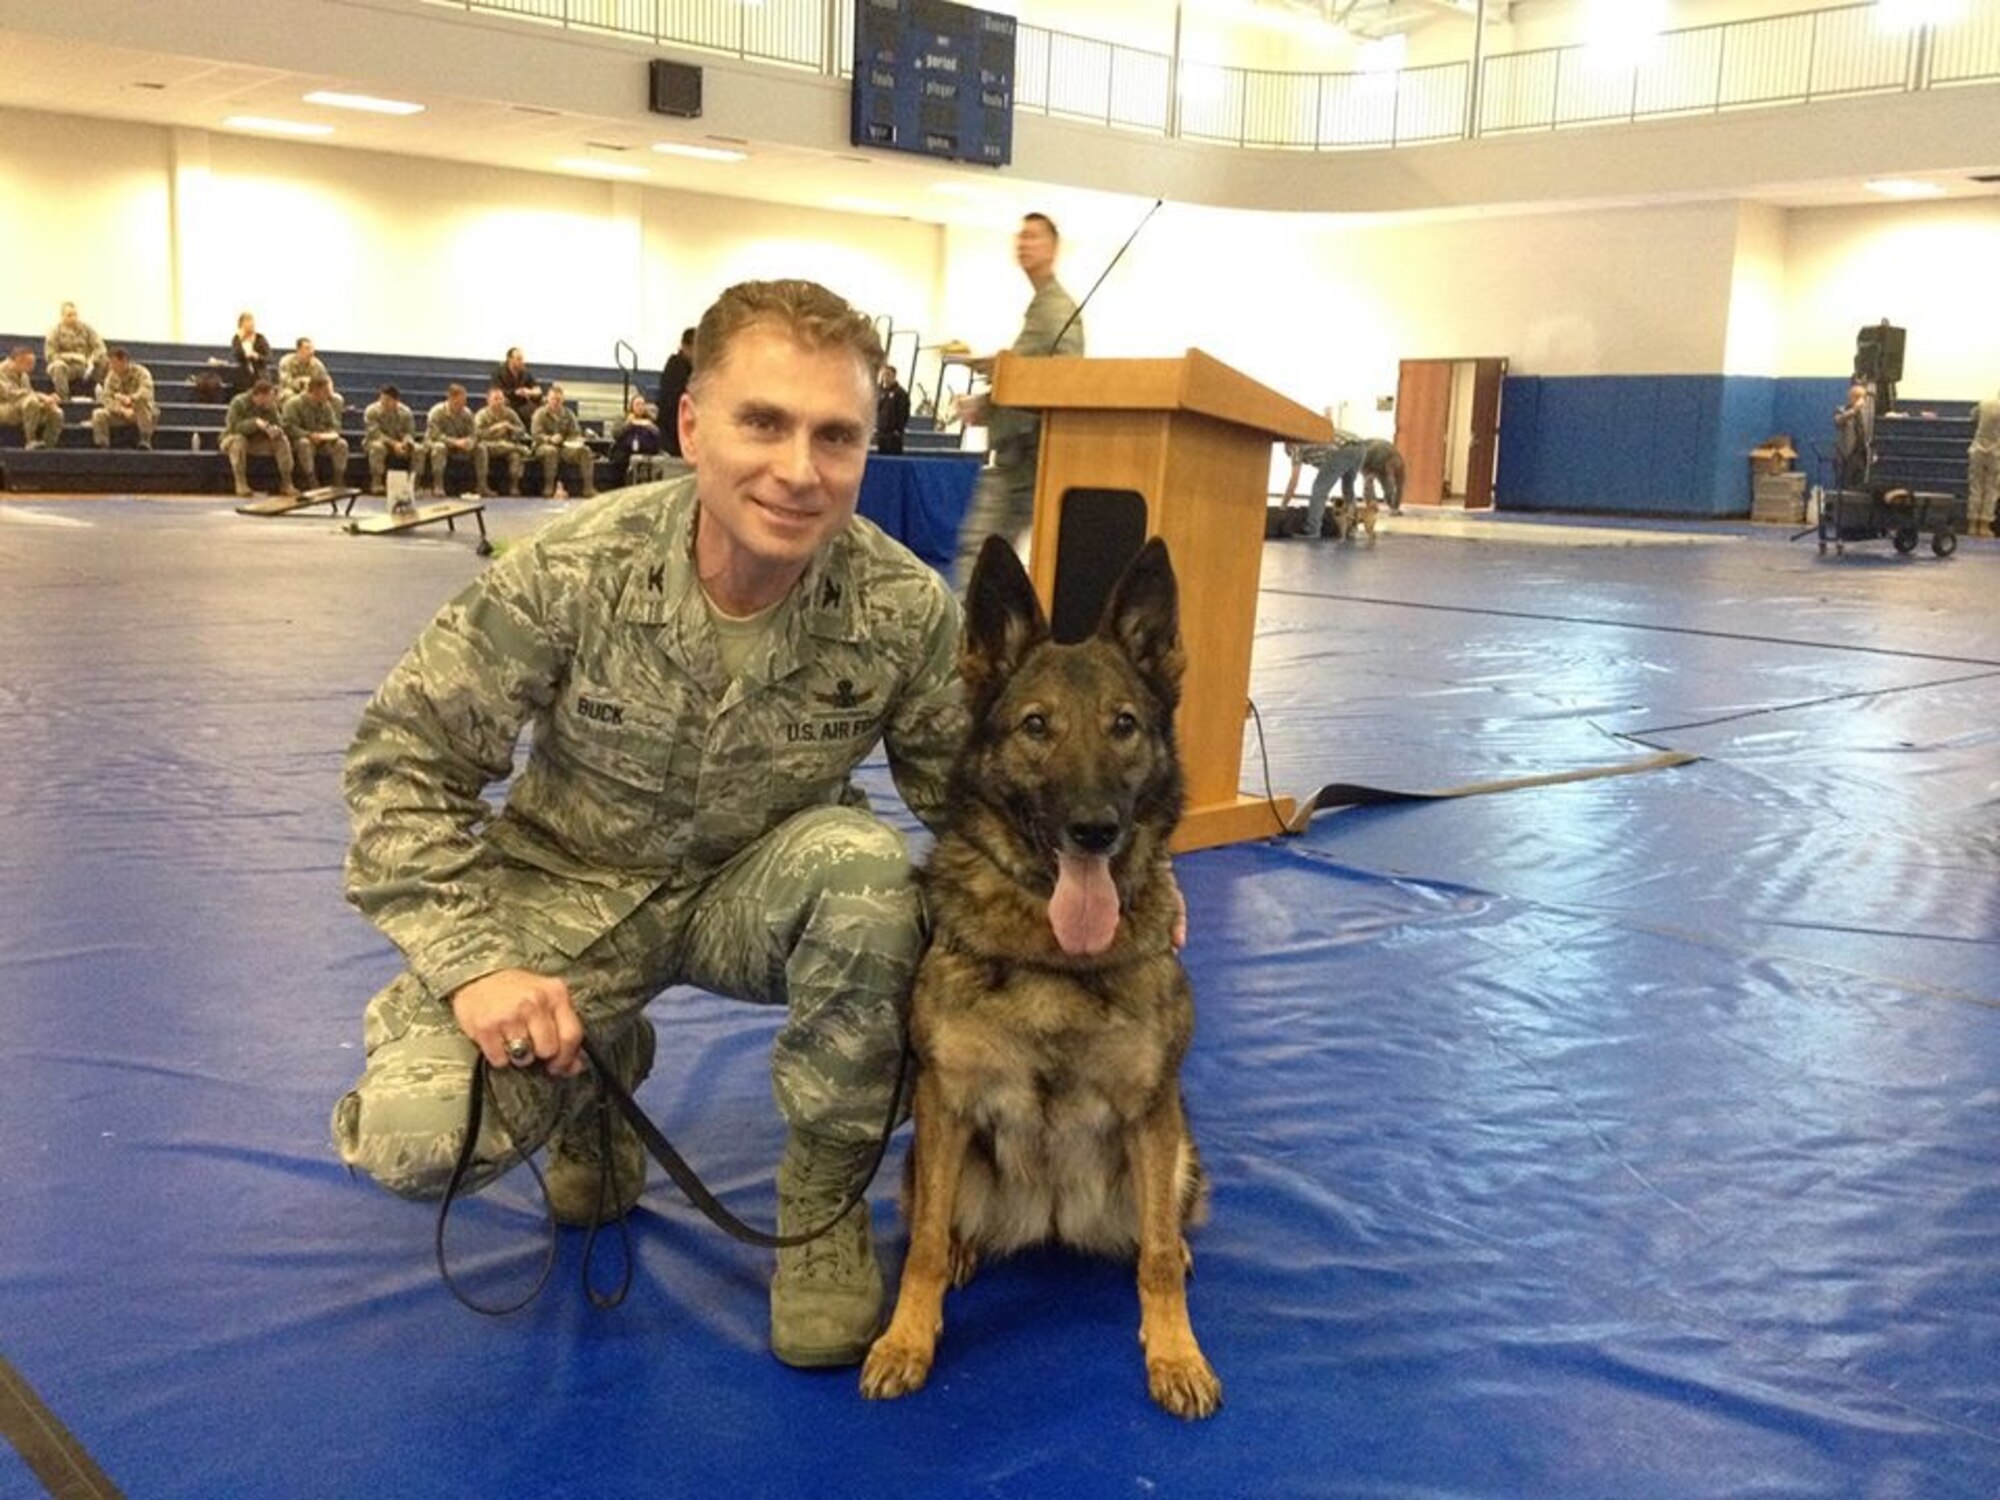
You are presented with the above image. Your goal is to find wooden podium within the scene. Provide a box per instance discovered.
[992,349,1331,853]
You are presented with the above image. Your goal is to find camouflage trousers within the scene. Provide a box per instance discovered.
[330,804,922,1202]
[951,461,1036,594]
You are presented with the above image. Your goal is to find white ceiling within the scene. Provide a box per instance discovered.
[1,23,1993,230]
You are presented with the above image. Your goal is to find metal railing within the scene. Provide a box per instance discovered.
[417,0,2000,150]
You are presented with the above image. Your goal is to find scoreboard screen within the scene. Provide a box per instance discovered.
[851,0,1016,168]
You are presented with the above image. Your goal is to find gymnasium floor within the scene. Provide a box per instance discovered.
[2,495,1995,1499]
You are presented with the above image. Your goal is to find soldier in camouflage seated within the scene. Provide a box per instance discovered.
[331,278,966,1370]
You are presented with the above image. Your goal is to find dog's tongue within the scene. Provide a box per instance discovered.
[1049,852,1120,955]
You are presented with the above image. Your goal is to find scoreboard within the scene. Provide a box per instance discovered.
[851,0,1016,167]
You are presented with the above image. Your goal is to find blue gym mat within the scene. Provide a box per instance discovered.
[1,499,1995,1498]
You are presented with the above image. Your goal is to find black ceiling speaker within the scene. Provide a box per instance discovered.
[649,59,702,119]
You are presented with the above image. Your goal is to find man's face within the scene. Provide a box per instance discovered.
[382,393,402,412]
[298,341,315,361]
[109,356,128,377]
[309,381,331,403]
[1015,219,1057,278]
[682,322,873,579]
[60,303,78,326]
[447,390,466,412]
[486,389,507,412]
[253,388,275,411]
[544,389,564,411]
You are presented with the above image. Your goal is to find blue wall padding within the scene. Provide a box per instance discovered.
[1497,375,1875,516]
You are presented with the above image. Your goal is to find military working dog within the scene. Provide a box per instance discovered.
[860,535,1220,1420]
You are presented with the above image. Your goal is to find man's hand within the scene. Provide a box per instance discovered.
[1170,874,1188,952]
[450,967,587,1076]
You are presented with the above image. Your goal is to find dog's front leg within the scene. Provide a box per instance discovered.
[1128,1097,1221,1420]
[860,1069,969,1401]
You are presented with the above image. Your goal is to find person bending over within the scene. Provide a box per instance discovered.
[330,277,965,1370]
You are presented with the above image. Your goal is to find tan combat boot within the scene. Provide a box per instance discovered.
[544,1016,655,1227]
[769,1131,883,1368]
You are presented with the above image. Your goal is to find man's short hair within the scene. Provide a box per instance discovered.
[110,347,129,362]
[691,280,883,394]
[1022,211,1059,241]
[10,346,33,360]
[309,374,331,391]
[251,378,274,395]
[295,337,312,351]
[447,383,465,398]
[379,384,400,399]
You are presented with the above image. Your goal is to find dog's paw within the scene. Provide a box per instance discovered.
[1147,1351,1222,1420]
[860,1335,935,1401]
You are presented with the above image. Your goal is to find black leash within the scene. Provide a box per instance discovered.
[435,1027,911,1315]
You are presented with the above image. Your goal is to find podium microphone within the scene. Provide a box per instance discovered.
[1048,197,1164,353]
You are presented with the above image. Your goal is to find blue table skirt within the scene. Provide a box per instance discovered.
[857,453,982,572]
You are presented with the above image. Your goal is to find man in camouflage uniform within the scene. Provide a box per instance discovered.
[949,211,1084,591]
[277,336,338,402]
[364,384,419,497]
[221,379,296,496]
[1,347,64,449]
[331,279,965,1370]
[45,302,108,401]
[421,383,478,497]
[473,384,529,497]
[531,383,598,498]
[283,373,350,489]
[91,348,157,449]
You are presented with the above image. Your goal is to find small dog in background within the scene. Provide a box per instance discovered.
[860,535,1220,1420]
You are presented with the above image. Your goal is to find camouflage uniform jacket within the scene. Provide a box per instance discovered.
[224,391,282,438]
[366,400,415,445]
[0,363,42,416]
[342,475,966,1000]
[277,352,331,394]
[531,404,583,444]
[45,319,107,369]
[426,401,478,444]
[98,363,155,410]
[987,276,1083,469]
[474,406,528,447]
[281,391,344,438]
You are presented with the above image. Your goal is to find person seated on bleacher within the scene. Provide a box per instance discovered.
[222,378,297,497]
[364,384,419,497]
[230,311,272,393]
[606,392,666,488]
[45,302,108,402]
[91,348,157,450]
[473,384,529,497]
[0,348,64,449]
[492,346,543,426]
[530,383,597,498]
[278,337,339,403]
[284,373,350,490]
[420,383,477,497]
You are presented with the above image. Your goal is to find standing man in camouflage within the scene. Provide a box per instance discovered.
[91,348,157,450]
[45,302,108,401]
[364,384,419,498]
[283,373,350,490]
[531,383,598,498]
[949,211,1084,591]
[331,278,965,1371]
[421,383,478,497]
[221,379,297,497]
[1,347,65,449]
[473,384,529,496]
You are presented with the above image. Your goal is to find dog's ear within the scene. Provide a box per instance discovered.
[961,534,1049,709]
[1097,537,1184,706]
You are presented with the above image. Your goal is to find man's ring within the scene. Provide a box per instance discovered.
[504,1036,534,1065]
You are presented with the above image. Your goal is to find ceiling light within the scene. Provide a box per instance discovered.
[556,157,649,178]
[223,115,334,137]
[651,142,747,163]
[302,90,424,116]
[1865,178,1946,198]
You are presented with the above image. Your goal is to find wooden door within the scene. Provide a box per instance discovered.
[1395,359,1453,507]
[1465,357,1507,509]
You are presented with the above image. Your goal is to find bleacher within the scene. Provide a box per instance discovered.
[0,337,642,495]
[1871,401,1974,499]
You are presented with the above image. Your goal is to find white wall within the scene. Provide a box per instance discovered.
[1782,197,2000,394]
[1723,200,1788,376]
[0,107,945,369]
